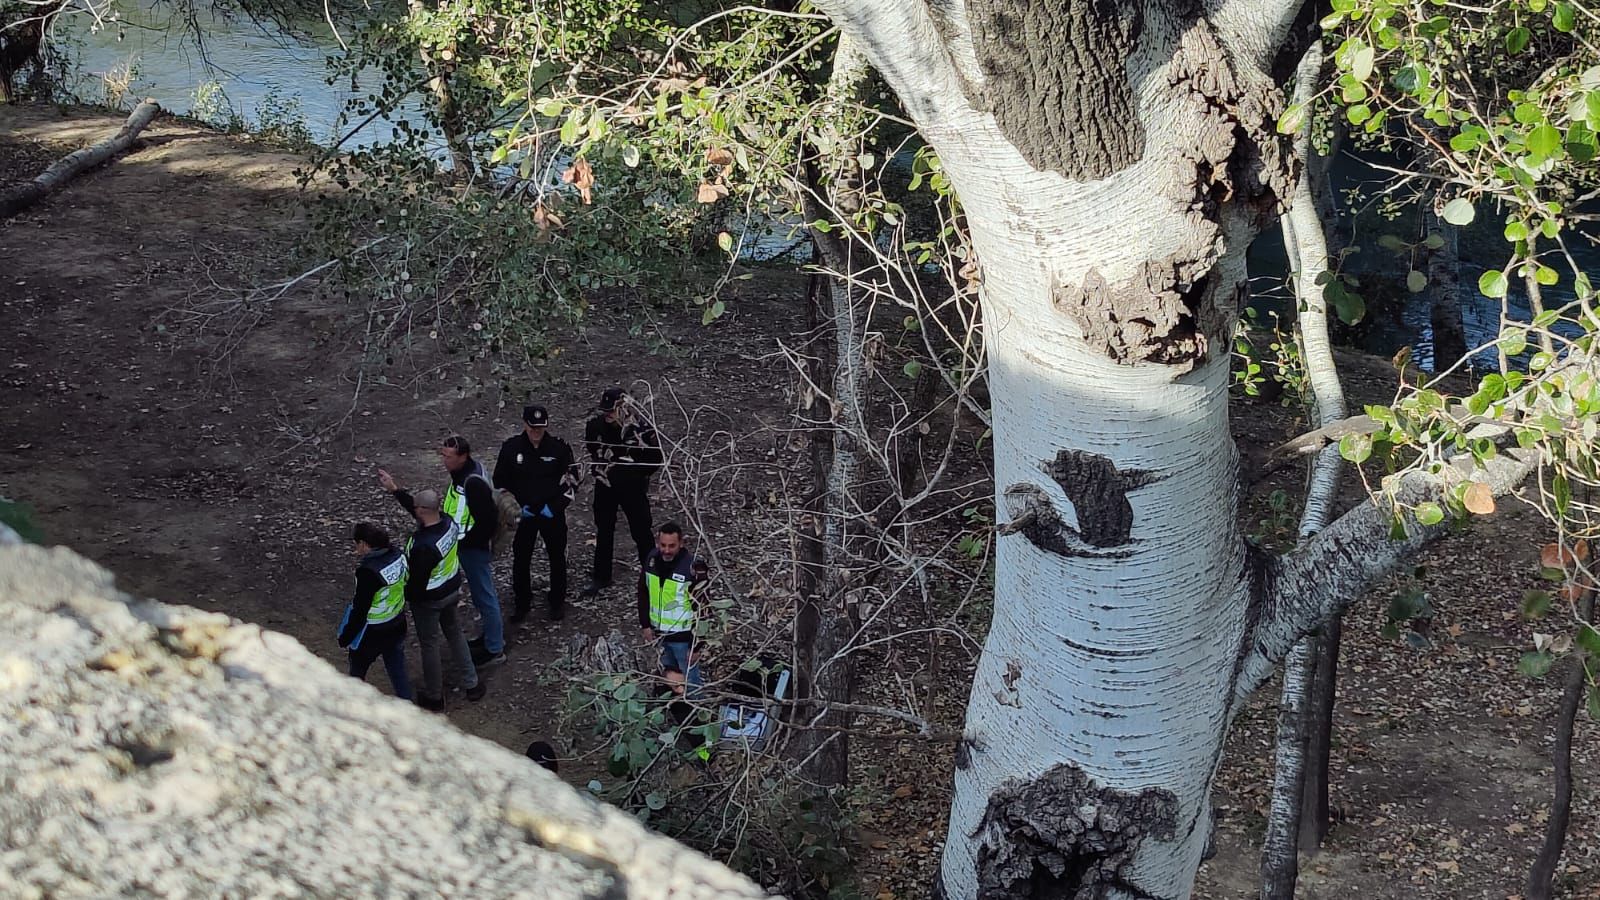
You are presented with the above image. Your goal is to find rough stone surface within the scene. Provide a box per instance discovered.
[0,544,768,899]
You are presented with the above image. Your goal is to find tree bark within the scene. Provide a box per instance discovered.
[0,98,161,219]
[1423,207,1467,373]
[1298,616,1340,850]
[1525,589,1595,900]
[789,36,874,790]
[1262,41,1346,899]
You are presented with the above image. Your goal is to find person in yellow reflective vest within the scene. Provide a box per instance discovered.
[379,434,505,668]
[638,520,709,698]
[338,522,413,701]
[403,489,484,711]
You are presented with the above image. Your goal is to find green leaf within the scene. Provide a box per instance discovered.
[1535,265,1559,287]
[1522,589,1553,619]
[1352,45,1375,82]
[536,98,564,117]
[1407,270,1428,293]
[716,232,733,253]
[1276,103,1307,135]
[1506,26,1531,55]
[1505,221,1529,242]
[1346,104,1372,125]
[1392,64,1423,94]
[644,792,667,811]
[1378,234,1410,252]
[1580,625,1600,659]
[1450,130,1480,153]
[1415,502,1445,526]
[1441,197,1476,226]
[1519,650,1554,678]
[1555,2,1576,32]
[1339,432,1373,464]
[1528,124,1562,158]
[903,360,923,379]
[1498,326,1526,356]
[1479,269,1509,298]
[1424,232,1446,250]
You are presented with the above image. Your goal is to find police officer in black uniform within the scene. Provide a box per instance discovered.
[494,404,579,622]
[582,387,661,596]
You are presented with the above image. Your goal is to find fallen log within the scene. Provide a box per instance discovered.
[0,98,161,219]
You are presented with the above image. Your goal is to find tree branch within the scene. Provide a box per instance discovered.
[1235,441,1540,704]
[810,0,968,129]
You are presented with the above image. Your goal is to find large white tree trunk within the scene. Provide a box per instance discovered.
[837,8,1295,897]
[812,1,1317,896]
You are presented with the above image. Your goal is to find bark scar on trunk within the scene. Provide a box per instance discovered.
[1053,13,1296,371]
[1052,261,1225,369]
[1002,451,1162,558]
[974,763,1179,900]
[965,0,1144,180]
[1043,450,1162,547]
[1002,485,1133,559]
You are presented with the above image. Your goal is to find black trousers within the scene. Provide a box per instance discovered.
[513,509,568,616]
[592,481,652,583]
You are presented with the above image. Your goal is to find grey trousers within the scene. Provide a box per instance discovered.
[411,590,478,699]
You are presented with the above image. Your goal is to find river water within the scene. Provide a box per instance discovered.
[61,0,397,145]
[59,4,1585,371]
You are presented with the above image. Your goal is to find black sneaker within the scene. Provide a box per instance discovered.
[416,695,446,712]
[466,682,487,702]
[580,580,610,598]
[468,636,486,653]
[471,645,507,667]
[510,607,532,625]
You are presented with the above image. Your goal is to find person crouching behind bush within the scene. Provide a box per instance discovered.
[339,522,414,701]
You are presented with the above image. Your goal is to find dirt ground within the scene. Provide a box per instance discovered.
[2,106,1596,899]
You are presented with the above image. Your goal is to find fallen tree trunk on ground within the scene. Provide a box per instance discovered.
[0,99,161,220]
[0,544,765,899]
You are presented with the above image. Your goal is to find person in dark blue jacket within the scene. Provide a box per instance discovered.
[339,522,413,701]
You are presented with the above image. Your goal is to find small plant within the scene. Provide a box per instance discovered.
[191,79,243,131]
[99,58,137,110]
[253,87,315,150]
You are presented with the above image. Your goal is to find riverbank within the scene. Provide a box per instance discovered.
[2,106,1596,899]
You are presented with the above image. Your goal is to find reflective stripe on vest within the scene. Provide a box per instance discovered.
[407,518,461,590]
[647,555,696,632]
[366,552,408,625]
[443,462,490,534]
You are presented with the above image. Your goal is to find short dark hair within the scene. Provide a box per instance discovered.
[525,740,558,772]
[351,522,390,549]
[658,520,683,538]
[442,434,472,456]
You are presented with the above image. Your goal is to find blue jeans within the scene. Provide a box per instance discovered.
[660,637,701,699]
[459,545,503,654]
[348,622,414,701]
